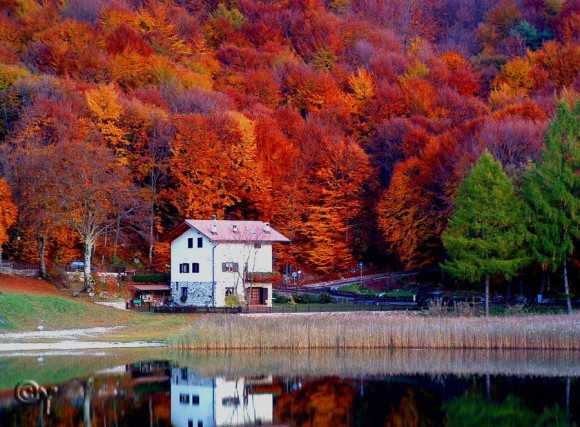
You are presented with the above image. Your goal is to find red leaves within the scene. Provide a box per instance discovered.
[0,178,17,247]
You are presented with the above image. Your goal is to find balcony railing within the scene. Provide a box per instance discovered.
[245,271,282,283]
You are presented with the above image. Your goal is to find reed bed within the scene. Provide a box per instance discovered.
[167,348,580,378]
[171,312,580,351]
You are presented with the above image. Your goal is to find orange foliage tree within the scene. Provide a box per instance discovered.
[169,113,271,220]
[0,178,17,255]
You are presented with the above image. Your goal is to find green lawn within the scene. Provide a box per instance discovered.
[0,293,137,331]
[0,293,196,341]
[336,284,415,298]
[337,283,381,296]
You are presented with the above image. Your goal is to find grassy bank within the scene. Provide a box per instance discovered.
[171,312,580,350]
[0,292,196,341]
[0,293,136,330]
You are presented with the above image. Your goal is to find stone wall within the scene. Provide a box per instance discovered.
[172,281,213,306]
[0,267,41,277]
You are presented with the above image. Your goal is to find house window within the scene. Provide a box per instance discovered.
[180,394,190,404]
[222,262,239,272]
[181,287,188,300]
[192,395,200,405]
[181,368,188,381]
[197,237,203,248]
[198,422,203,427]
[188,421,193,427]
[254,243,262,249]
[180,263,189,273]
[191,263,199,273]
[188,238,194,248]
[225,287,235,296]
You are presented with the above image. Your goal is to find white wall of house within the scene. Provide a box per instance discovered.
[170,229,213,284]
[171,368,214,427]
[170,368,274,427]
[170,227,276,307]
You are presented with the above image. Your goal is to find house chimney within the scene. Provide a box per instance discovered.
[211,216,218,234]
[232,224,238,233]
[263,222,271,233]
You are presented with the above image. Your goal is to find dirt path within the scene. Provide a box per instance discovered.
[0,326,124,340]
[0,326,167,352]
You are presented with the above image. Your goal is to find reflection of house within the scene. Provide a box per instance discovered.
[164,218,289,307]
[171,368,274,427]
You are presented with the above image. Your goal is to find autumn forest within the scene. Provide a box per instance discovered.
[0,0,578,288]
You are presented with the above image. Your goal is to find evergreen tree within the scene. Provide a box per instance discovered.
[523,102,579,315]
[442,151,529,316]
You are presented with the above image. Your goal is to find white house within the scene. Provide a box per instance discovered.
[170,367,274,427]
[164,218,290,307]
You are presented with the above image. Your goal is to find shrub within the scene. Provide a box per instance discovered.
[318,292,332,304]
[46,266,73,289]
[273,293,290,304]
[453,300,481,317]
[504,303,527,316]
[225,294,241,307]
[425,298,449,316]
[132,274,169,283]
[291,293,319,304]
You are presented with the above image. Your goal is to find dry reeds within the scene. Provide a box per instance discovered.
[171,312,580,351]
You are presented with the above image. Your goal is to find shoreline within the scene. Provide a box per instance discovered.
[0,340,166,352]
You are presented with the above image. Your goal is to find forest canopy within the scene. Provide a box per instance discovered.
[0,0,578,280]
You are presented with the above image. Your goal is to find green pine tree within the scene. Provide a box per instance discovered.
[523,102,579,315]
[442,151,530,316]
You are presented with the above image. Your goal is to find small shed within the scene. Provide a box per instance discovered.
[131,284,171,307]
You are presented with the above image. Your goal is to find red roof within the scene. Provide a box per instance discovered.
[164,220,290,244]
[133,284,171,291]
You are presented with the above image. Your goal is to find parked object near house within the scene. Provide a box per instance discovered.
[164,218,289,307]
[130,284,172,308]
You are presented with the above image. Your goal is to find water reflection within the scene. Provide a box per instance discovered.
[171,368,273,426]
[0,349,577,426]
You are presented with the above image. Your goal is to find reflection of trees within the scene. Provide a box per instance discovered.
[1,369,172,427]
[443,393,569,427]
[274,377,355,427]
[383,388,420,427]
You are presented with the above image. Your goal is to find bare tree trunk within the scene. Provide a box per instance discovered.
[485,274,490,317]
[112,214,121,263]
[37,235,47,277]
[83,378,94,427]
[486,374,491,402]
[83,239,95,294]
[148,210,154,267]
[563,257,572,315]
[566,377,570,424]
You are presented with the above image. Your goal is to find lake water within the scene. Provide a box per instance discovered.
[0,348,578,426]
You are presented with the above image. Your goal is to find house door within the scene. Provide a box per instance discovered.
[250,287,267,305]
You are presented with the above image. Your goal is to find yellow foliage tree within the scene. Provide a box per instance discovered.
[85,83,128,160]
